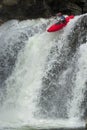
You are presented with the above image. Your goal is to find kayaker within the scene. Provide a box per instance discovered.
[56,12,66,24]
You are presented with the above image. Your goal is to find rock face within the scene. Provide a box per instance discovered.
[0,0,87,22]
[3,0,19,6]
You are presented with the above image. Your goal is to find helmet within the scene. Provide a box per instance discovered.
[57,12,62,16]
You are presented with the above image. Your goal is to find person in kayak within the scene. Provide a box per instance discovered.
[56,12,66,24]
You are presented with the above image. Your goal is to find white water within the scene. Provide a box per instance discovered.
[68,43,87,118]
[0,15,86,129]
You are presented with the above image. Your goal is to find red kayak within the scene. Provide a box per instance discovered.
[47,15,74,32]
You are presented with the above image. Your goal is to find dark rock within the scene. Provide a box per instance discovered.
[0,19,4,25]
[0,0,86,22]
[3,0,19,6]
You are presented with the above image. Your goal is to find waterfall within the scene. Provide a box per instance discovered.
[0,14,87,129]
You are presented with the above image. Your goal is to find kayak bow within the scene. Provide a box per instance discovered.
[47,15,74,32]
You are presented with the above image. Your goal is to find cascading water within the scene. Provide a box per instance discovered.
[0,14,87,130]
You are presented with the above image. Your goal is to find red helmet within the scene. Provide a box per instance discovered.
[57,12,62,16]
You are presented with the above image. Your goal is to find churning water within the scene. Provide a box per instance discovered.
[0,14,87,130]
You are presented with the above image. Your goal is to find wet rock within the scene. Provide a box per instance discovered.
[3,0,19,6]
[0,4,3,9]
[66,2,81,14]
[0,0,86,22]
[0,19,3,25]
